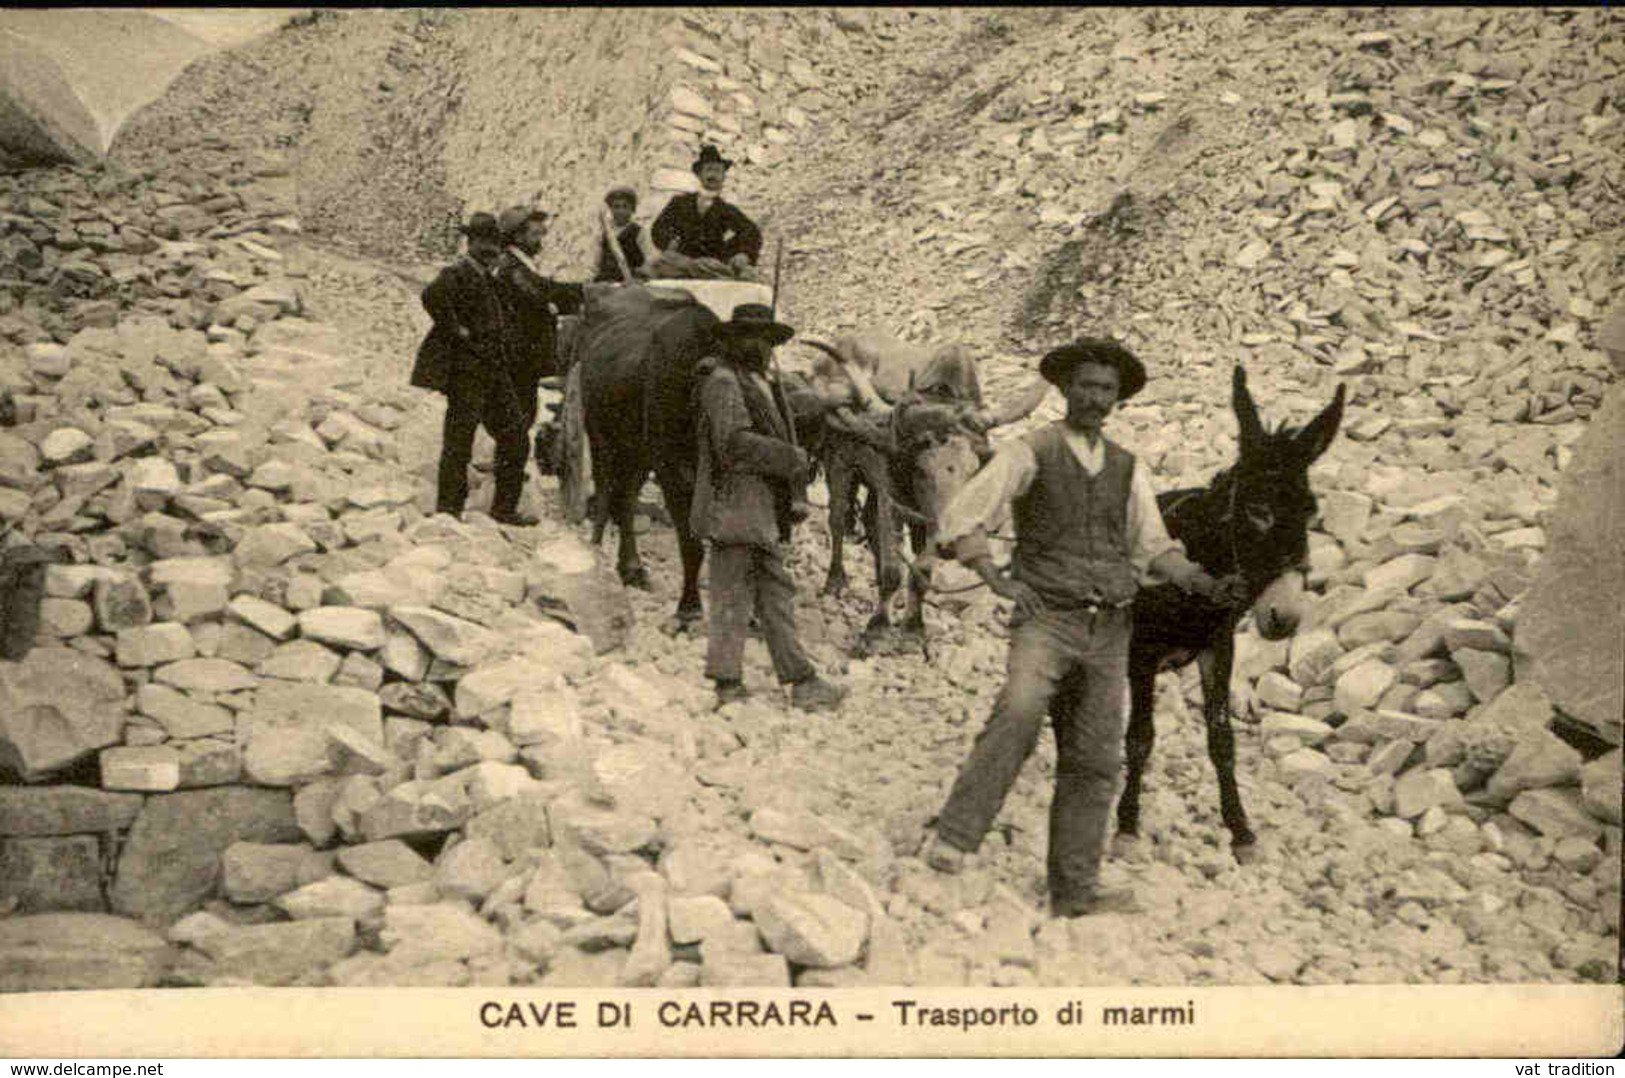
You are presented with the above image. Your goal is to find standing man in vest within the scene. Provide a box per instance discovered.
[594,186,650,283]
[921,338,1241,917]
[651,144,763,272]
[412,211,532,525]
[691,304,847,714]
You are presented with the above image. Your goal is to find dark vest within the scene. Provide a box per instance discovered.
[594,223,646,283]
[1011,423,1138,608]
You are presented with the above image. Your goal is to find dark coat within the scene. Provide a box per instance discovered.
[410,257,510,400]
[494,249,585,385]
[691,356,804,548]
[594,223,648,283]
[651,193,763,266]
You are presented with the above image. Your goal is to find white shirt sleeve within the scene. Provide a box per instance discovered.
[937,438,1039,562]
[1126,457,1189,582]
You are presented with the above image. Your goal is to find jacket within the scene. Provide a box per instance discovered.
[651,192,763,266]
[410,257,510,399]
[690,357,805,548]
[494,248,585,385]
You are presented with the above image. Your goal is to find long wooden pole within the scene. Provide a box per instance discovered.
[600,206,636,285]
[767,238,797,450]
[769,237,785,320]
[764,238,809,529]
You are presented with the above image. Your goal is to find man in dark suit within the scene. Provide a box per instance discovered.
[410,211,532,525]
[691,303,846,714]
[651,144,763,272]
[493,204,589,507]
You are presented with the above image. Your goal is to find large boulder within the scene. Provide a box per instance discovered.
[754,891,869,968]
[0,912,172,991]
[188,917,356,987]
[526,536,633,654]
[0,835,104,913]
[0,10,270,166]
[0,786,143,836]
[110,788,301,925]
[0,29,100,166]
[1516,383,1625,747]
[0,647,127,780]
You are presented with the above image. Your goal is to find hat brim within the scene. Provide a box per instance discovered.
[1039,348,1147,400]
[692,158,734,175]
[717,322,794,345]
[497,210,550,236]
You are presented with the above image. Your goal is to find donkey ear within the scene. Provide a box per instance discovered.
[1293,382,1347,465]
[1232,365,1265,455]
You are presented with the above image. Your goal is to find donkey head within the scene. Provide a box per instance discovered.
[1226,365,1345,640]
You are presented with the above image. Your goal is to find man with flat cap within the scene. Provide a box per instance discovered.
[493,203,589,518]
[413,210,533,525]
[652,144,763,273]
[691,303,847,714]
[921,337,1241,917]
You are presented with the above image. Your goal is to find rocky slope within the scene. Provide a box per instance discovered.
[0,10,292,168]
[1,7,1620,991]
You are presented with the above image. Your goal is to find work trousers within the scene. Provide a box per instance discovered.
[704,542,816,686]
[935,605,1131,906]
[436,373,531,519]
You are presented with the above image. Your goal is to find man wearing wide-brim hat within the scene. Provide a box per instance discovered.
[412,211,534,525]
[650,144,763,273]
[921,336,1238,916]
[690,303,847,714]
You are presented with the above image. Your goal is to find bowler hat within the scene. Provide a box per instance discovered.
[1038,337,1147,400]
[715,303,794,345]
[604,185,638,209]
[457,212,503,242]
[692,144,733,175]
[497,205,549,239]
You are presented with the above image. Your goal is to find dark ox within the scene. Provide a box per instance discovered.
[802,331,1045,652]
[1050,365,1345,863]
[577,284,721,625]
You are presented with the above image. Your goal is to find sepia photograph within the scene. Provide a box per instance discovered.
[0,4,1620,1061]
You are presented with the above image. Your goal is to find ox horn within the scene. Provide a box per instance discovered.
[802,338,887,413]
[886,494,931,527]
[985,375,1050,428]
[799,338,846,364]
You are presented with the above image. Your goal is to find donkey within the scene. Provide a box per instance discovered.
[1053,365,1345,864]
